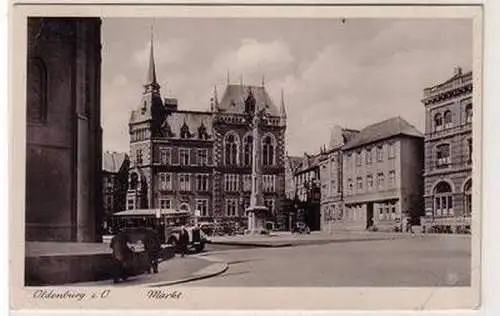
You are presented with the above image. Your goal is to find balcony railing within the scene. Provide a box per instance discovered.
[423,71,473,98]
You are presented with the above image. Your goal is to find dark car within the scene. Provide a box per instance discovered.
[165,225,208,253]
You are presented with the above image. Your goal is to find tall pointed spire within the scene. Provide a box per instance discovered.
[261,75,265,87]
[144,24,160,93]
[226,70,230,85]
[280,88,287,119]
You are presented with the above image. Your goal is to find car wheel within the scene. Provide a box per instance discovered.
[195,242,205,253]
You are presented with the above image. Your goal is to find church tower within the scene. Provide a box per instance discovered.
[127,30,165,210]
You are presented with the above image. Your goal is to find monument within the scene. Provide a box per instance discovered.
[245,99,269,235]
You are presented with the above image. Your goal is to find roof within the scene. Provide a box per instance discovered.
[162,111,213,140]
[342,116,424,151]
[113,209,190,217]
[296,153,322,173]
[218,84,280,116]
[102,151,128,173]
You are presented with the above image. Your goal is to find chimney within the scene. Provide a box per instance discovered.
[453,66,462,76]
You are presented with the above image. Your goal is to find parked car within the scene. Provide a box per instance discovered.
[165,225,208,253]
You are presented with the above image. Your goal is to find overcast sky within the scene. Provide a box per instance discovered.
[101,18,472,156]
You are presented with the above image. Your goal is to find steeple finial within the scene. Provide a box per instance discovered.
[226,70,230,85]
[280,88,287,119]
[261,75,265,87]
[144,23,160,93]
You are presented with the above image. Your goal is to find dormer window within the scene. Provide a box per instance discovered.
[198,122,209,140]
[244,89,256,114]
[180,121,192,139]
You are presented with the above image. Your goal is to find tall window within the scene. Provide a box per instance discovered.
[136,149,143,165]
[179,148,190,166]
[465,104,473,124]
[225,199,238,217]
[197,149,208,166]
[263,175,276,192]
[467,138,472,163]
[263,135,275,166]
[436,144,451,168]
[224,174,239,192]
[434,181,453,217]
[356,177,363,192]
[243,174,252,192]
[330,179,336,194]
[159,198,171,210]
[347,178,353,194]
[127,198,135,210]
[355,152,362,166]
[376,145,384,162]
[160,148,171,165]
[365,149,373,165]
[435,113,443,131]
[179,174,191,191]
[464,180,472,216]
[158,172,172,191]
[196,174,209,192]
[444,110,452,129]
[196,199,209,217]
[27,58,47,122]
[377,173,385,190]
[243,135,253,166]
[367,175,373,191]
[388,170,396,188]
[224,133,239,165]
[388,143,395,159]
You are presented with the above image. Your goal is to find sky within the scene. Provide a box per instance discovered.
[101,18,472,156]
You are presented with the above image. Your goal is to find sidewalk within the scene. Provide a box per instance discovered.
[69,254,228,287]
[208,230,470,248]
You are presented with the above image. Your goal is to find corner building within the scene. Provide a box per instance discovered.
[341,117,424,232]
[126,39,286,227]
[421,67,473,233]
[318,126,359,232]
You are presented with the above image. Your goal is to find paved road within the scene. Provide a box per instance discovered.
[186,235,471,287]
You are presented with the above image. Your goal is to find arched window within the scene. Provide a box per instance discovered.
[433,181,453,217]
[436,143,451,168]
[243,134,253,166]
[464,179,472,216]
[434,113,443,131]
[27,58,47,122]
[465,104,473,124]
[444,110,452,129]
[179,202,190,213]
[262,135,275,166]
[224,133,239,166]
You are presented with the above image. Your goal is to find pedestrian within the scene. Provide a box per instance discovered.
[109,232,133,283]
[178,226,189,258]
[405,216,414,233]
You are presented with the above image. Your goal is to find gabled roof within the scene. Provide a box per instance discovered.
[342,116,423,151]
[218,84,280,116]
[103,151,128,173]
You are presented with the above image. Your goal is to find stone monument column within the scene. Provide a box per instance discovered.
[246,108,269,234]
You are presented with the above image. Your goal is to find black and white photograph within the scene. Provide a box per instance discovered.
[10,2,483,311]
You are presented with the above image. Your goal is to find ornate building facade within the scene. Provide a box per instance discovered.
[25,18,103,242]
[340,117,424,232]
[421,67,473,233]
[126,39,287,227]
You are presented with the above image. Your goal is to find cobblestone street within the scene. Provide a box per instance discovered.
[183,234,471,287]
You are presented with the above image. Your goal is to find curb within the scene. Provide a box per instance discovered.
[208,241,293,248]
[146,256,229,287]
